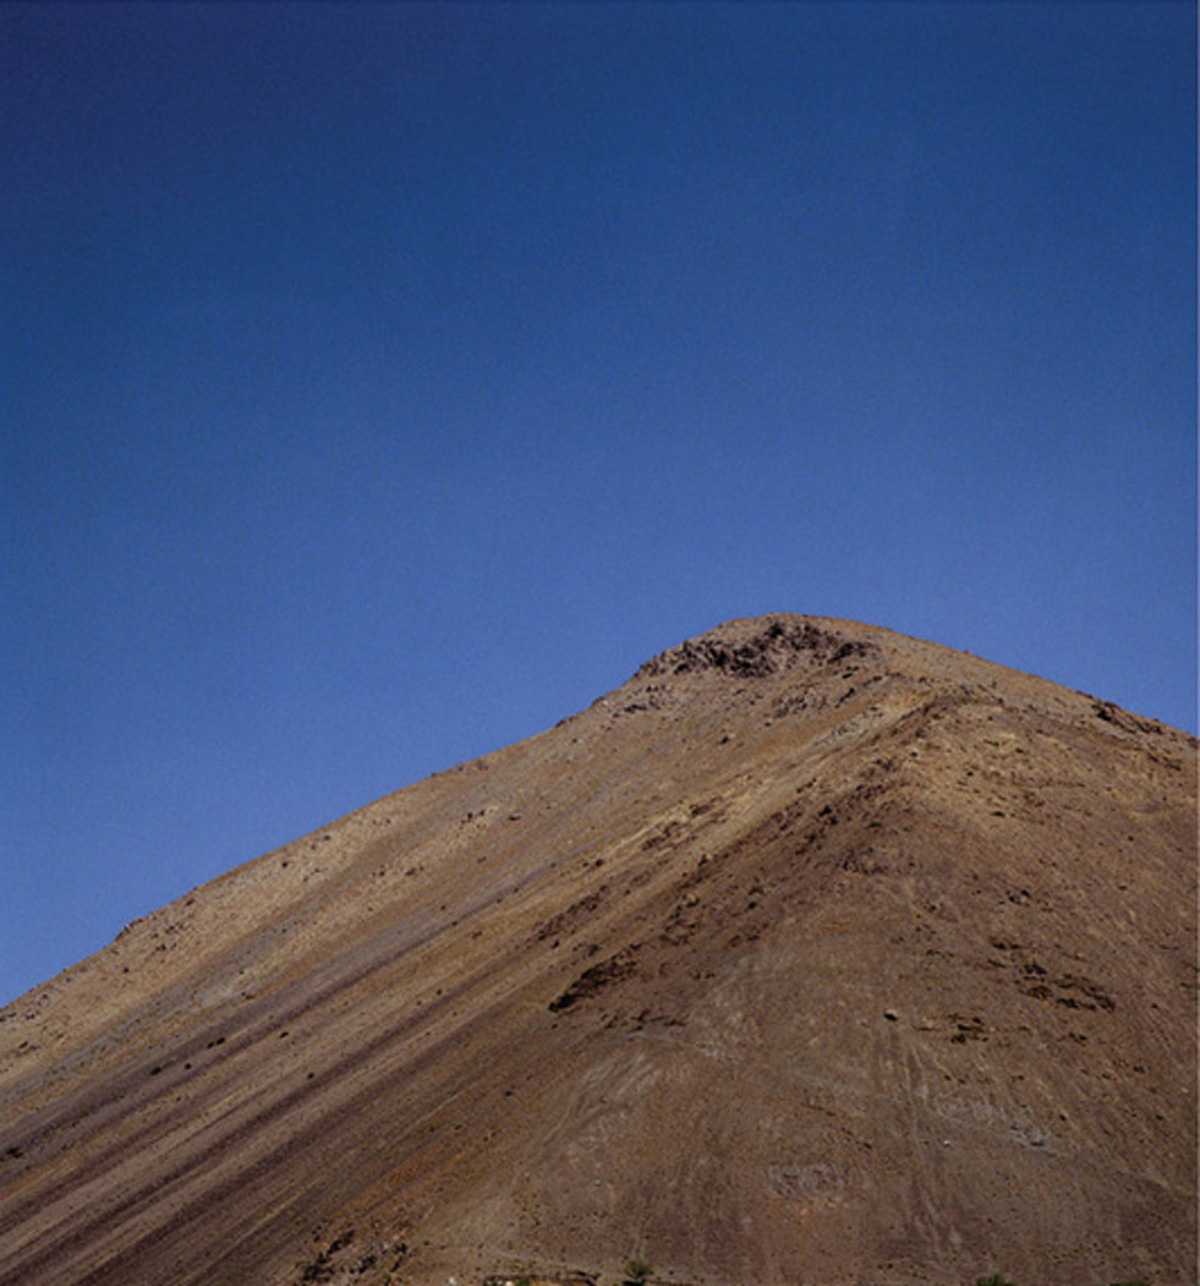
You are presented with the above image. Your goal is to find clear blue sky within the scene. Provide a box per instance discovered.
[2,2,1195,1005]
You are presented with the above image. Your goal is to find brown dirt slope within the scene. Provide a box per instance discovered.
[0,615,1195,1286]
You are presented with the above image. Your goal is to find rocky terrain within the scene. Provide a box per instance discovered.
[0,615,1195,1286]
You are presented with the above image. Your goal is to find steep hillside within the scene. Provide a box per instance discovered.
[1,616,1195,1286]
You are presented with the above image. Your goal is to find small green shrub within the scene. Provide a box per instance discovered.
[1108,1280,1151,1286]
[975,1276,1016,1286]
[624,1259,653,1285]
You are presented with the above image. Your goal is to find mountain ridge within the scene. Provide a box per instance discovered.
[1,615,1195,1286]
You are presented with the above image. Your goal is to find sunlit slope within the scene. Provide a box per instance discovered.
[1,616,1195,1286]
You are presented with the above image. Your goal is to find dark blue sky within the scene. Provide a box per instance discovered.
[2,2,1195,1005]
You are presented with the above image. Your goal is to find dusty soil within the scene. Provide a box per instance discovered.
[0,615,1195,1286]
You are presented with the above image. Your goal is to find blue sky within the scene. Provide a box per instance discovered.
[2,2,1195,1005]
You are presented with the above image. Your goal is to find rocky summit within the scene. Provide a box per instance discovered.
[0,615,1195,1286]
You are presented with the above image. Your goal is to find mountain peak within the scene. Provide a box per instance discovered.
[1,621,1195,1286]
[633,614,876,681]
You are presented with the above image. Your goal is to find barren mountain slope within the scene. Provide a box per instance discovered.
[0,615,1195,1286]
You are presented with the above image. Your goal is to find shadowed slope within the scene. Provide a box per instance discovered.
[1,616,1195,1286]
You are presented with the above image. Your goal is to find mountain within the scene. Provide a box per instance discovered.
[0,616,1195,1286]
